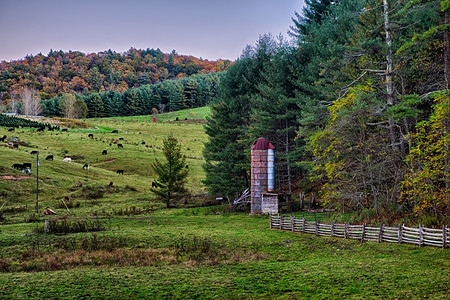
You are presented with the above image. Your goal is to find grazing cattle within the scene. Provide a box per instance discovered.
[117,144,123,148]
[119,137,124,140]
[141,141,145,145]
[0,135,6,142]
[12,163,24,170]
[62,157,72,163]
[82,164,90,170]
[13,144,18,149]
[111,130,118,133]
[37,127,44,132]
[102,150,107,155]
[61,128,68,132]
[152,181,157,188]
[23,168,31,175]
[46,155,54,161]
[8,128,14,132]
[23,163,32,169]
[116,169,124,175]
[88,134,94,139]
[30,150,38,155]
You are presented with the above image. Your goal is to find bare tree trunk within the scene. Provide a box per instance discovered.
[285,118,292,194]
[383,0,398,151]
[444,9,449,89]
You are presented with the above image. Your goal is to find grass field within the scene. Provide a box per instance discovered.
[0,107,449,299]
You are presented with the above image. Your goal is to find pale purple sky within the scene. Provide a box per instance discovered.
[0,0,304,62]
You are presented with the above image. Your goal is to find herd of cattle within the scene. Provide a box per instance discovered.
[3,130,129,175]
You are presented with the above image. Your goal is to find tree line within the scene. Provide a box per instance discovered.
[5,72,222,118]
[204,0,449,223]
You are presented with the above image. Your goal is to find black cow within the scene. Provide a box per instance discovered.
[46,155,54,161]
[88,134,94,139]
[82,164,90,170]
[152,181,157,188]
[119,137,124,141]
[102,150,107,155]
[111,130,118,133]
[12,163,23,170]
[141,141,145,145]
[117,144,123,148]
[37,127,45,132]
[30,150,38,154]
[8,128,14,132]
[0,135,6,142]
[23,163,32,169]
[61,128,68,132]
[116,169,124,175]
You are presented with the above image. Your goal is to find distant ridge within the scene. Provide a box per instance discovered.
[0,48,232,99]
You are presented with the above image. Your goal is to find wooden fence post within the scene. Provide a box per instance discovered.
[302,218,306,234]
[443,225,448,249]
[398,224,403,244]
[378,224,384,243]
[419,225,423,247]
[279,215,283,230]
[361,223,366,244]
[315,220,319,236]
[331,222,335,237]
[344,223,348,239]
[291,215,295,232]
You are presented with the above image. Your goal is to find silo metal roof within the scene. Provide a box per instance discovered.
[251,137,275,150]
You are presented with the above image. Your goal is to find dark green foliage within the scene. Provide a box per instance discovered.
[41,72,222,118]
[87,94,104,118]
[151,134,189,208]
[0,114,58,130]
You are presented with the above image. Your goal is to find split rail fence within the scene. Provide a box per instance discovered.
[270,215,449,248]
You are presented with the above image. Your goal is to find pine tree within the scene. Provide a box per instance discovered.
[151,134,189,208]
[88,94,104,117]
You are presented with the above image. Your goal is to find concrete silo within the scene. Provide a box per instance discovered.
[250,137,278,214]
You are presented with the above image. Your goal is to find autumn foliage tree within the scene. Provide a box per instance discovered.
[400,92,450,219]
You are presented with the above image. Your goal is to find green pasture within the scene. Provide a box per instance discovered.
[0,107,448,299]
[0,108,209,221]
[0,207,448,299]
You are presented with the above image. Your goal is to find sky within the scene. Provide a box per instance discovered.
[0,0,304,62]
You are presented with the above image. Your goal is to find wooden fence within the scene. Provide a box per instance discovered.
[270,215,449,248]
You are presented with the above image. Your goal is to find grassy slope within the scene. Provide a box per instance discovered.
[0,108,209,221]
[0,107,449,299]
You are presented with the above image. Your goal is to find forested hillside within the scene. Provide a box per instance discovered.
[0,48,231,100]
[204,0,449,224]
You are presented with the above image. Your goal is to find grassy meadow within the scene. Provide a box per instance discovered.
[0,107,449,299]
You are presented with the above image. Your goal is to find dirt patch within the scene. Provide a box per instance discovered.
[0,175,32,181]
[96,158,118,165]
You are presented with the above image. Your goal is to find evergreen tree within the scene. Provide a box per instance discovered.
[203,46,264,198]
[88,94,105,117]
[151,134,189,208]
[123,88,142,115]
